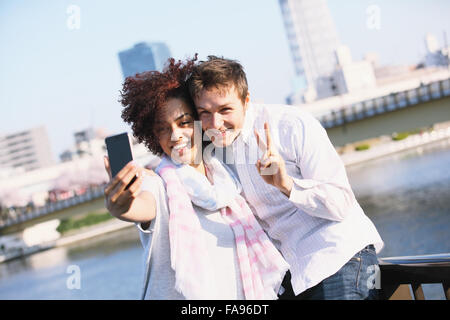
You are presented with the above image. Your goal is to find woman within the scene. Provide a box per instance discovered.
[103,57,289,300]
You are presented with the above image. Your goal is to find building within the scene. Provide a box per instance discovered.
[280,0,381,105]
[118,42,172,79]
[0,126,54,173]
[424,33,450,68]
[59,127,109,162]
[279,0,341,102]
[331,45,377,95]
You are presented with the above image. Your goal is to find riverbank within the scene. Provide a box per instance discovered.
[0,218,134,263]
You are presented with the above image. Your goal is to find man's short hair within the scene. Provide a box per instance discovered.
[188,55,248,103]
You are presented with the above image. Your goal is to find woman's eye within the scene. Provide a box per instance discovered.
[156,127,169,134]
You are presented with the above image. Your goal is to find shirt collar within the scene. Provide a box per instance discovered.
[237,102,256,146]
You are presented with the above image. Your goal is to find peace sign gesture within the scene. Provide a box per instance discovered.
[254,122,293,197]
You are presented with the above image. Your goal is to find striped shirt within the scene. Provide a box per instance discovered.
[223,102,384,295]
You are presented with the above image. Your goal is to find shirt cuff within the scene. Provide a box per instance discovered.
[291,177,323,189]
[289,177,303,202]
[288,177,322,208]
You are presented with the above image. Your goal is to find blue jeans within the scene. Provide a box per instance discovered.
[278,245,380,300]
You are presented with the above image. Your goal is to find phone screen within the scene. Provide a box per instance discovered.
[105,133,136,188]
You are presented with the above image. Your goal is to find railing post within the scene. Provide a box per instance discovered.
[411,283,425,300]
[443,282,450,300]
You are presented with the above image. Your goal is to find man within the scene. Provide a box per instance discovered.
[187,56,384,300]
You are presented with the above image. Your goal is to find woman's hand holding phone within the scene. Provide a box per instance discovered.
[103,156,158,227]
[103,156,144,217]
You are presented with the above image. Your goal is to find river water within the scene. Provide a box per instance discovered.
[0,138,449,300]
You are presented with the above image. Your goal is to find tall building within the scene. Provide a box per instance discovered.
[118,42,172,79]
[0,126,54,172]
[279,0,341,102]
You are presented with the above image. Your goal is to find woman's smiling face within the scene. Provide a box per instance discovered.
[154,97,200,165]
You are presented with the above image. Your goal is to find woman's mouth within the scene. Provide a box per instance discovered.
[172,141,190,157]
[173,142,188,150]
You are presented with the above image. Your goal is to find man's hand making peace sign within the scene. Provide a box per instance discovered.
[254,122,294,197]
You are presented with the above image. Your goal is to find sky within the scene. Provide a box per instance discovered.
[1,0,450,162]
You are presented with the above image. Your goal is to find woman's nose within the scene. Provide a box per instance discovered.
[170,127,184,142]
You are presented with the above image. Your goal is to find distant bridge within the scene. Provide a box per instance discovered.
[0,186,106,235]
[315,78,450,146]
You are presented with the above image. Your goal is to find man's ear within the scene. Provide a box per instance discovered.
[244,91,250,111]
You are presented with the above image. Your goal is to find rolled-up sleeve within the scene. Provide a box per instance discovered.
[287,114,356,222]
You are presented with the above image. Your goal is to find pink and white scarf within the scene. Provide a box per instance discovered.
[155,155,289,300]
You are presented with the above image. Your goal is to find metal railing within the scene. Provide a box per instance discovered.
[320,78,450,129]
[379,253,450,300]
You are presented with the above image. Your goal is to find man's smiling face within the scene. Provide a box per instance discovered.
[193,85,249,147]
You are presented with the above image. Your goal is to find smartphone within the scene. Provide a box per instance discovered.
[105,132,136,189]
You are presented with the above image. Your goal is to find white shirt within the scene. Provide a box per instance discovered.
[136,174,245,300]
[224,102,384,295]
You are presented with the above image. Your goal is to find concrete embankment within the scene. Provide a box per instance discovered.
[0,218,134,263]
[340,127,450,166]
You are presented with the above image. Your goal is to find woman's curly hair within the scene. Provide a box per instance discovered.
[120,55,198,155]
